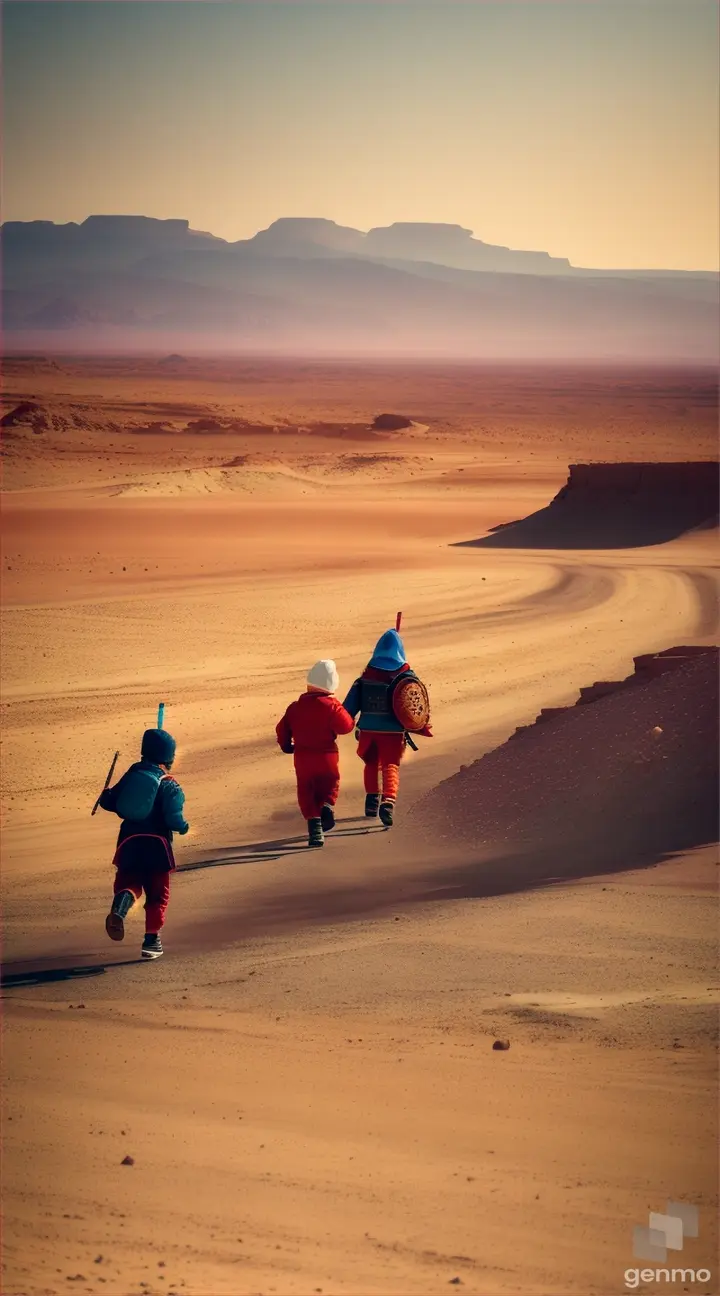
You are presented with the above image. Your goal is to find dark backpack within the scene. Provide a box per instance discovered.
[113,765,167,822]
[359,671,421,719]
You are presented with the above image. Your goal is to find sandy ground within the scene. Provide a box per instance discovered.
[1,361,718,1296]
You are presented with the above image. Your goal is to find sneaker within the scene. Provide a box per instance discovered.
[141,933,164,960]
[320,803,336,832]
[308,818,324,848]
[365,793,380,818]
[379,800,395,828]
[105,889,134,942]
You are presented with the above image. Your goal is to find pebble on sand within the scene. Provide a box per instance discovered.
[121,1154,135,1165]
[492,1039,511,1051]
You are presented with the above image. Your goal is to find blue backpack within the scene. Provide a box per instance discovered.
[113,764,167,822]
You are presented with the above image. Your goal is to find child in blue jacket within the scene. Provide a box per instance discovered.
[99,728,189,959]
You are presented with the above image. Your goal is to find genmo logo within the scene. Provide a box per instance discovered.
[624,1267,712,1290]
[624,1200,712,1290]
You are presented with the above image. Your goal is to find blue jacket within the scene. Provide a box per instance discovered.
[99,760,189,845]
[343,663,412,734]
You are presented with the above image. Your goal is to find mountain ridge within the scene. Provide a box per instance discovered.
[2,215,718,359]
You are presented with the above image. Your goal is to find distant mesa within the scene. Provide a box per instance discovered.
[2,213,717,359]
[460,461,720,550]
[372,413,413,431]
[247,217,366,257]
[244,217,572,274]
[158,353,187,368]
[363,221,572,274]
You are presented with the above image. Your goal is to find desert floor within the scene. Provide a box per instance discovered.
[1,360,718,1296]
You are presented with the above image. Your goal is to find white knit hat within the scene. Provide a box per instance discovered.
[307,659,339,693]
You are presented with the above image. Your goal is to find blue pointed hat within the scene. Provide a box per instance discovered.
[369,629,406,672]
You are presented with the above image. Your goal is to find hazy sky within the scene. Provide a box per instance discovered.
[2,0,718,269]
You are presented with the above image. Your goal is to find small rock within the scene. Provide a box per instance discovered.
[121,1155,135,1165]
[492,1039,510,1051]
[449,1280,463,1286]
[94,1256,103,1265]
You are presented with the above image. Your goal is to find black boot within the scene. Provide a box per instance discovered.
[142,933,164,960]
[365,793,380,818]
[379,800,395,828]
[105,889,134,942]
[320,803,336,832]
[308,818,324,848]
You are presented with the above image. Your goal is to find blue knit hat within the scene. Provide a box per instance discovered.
[369,630,406,672]
[141,728,176,766]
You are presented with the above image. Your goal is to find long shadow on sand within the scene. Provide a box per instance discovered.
[184,832,718,953]
[1,958,142,989]
[181,818,382,873]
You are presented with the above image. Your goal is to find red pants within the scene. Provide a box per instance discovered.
[294,750,340,820]
[114,865,171,934]
[357,731,405,802]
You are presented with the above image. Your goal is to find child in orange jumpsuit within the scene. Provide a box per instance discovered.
[276,659,355,848]
[343,630,432,827]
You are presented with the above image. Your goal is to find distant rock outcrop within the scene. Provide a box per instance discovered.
[372,413,413,431]
[462,461,720,549]
[509,646,718,739]
[416,646,719,876]
[1,402,51,431]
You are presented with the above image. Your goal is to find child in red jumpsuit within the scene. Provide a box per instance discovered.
[343,630,432,828]
[99,727,189,959]
[276,659,355,848]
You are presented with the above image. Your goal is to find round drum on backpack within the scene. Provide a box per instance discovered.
[391,675,430,732]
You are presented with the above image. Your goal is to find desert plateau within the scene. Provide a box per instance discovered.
[0,355,718,1296]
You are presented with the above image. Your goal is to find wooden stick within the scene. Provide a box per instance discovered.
[395,611,403,632]
[91,750,119,816]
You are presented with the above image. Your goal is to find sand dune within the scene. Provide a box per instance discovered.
[1,362,718,1296]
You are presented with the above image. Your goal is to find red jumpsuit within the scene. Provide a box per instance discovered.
[276,692,355,820]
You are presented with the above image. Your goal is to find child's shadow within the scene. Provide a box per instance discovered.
[181,817,381,874]
[1,958,142,989]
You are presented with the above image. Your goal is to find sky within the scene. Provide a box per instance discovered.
[2,0,718,270]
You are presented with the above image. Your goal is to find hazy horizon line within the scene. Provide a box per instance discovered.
[3,210,719,275]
